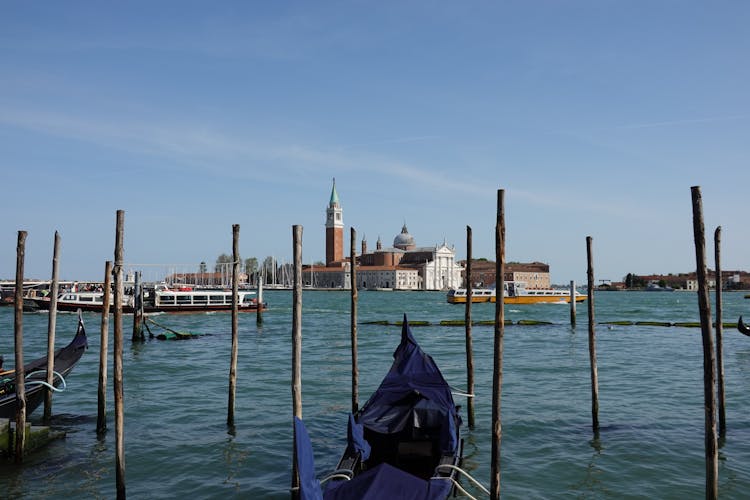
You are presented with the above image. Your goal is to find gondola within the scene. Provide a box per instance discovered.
[295,316,464,499]
[0,313,88,419]
[738,316,750,337]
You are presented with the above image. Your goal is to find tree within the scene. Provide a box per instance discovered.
[215,253,233,273]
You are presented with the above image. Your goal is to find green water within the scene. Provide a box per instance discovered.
[1,290,749,498]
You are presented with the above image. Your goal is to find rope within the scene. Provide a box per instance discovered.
[430,476,481,500]
[146,317,193,337]
[24,370,67,393]
[434,464,490,496]
[450,386,475,398]
[319,473,353,484]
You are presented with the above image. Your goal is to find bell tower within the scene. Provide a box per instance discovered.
[325,178,344,266]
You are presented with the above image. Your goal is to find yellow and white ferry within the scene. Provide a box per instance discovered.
[447,281,586,305]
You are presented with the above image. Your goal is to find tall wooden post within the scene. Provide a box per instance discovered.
[465,225,476,429]
[291,225,303,499]
[228,225,240,427]
[113,210,126,499]
[14,231,28,463]
[691,186,718,500]
[350,227,359,413]
[131,271,144,341]
[586,237,599,434]
[256,276,263,325]
[44,230,61,421]
[98,260,112,434]
[491,190,505,500]
[569,280,576,327]
[714,226,726,438]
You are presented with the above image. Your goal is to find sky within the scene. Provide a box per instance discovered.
[2,1,749,285]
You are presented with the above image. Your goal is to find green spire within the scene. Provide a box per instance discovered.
[330,178,340,206]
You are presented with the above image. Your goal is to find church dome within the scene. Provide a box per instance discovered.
[393,224,416,250]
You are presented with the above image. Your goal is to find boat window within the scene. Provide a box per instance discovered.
[177,295,192,305]
[159,295,176,305]
[80,296,94,302]
[193,295,208,305]
[209,296,224,304]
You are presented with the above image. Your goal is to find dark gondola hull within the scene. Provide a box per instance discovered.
[323,316,463,499]
[0,316,88,419]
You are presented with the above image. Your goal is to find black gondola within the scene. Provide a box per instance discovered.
[295,316,464,499]
[738,316,750,336]
[0,314,88,419]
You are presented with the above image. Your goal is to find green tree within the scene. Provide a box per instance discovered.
[215,253,233,272]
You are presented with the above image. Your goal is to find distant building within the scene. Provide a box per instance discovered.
[303,181,463,290]
[459,260,551,290]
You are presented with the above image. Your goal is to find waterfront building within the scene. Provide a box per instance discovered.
[302,181,464,290]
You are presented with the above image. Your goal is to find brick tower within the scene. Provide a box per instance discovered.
[325,178,344,266]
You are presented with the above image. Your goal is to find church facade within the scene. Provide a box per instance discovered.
[303,180,463,291]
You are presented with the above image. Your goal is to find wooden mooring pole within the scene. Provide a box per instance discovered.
[256,276,263,326]
[490,190,505,500]
[586,237,599,434]
[569,280,576,328]
[291,224,303,499]
[690,186,718,499]
[465,225,476,429]
[14,230,28,463]
[44,230,61,421]
[714,226,726,439]
[113,210,126,499]
[350,227,359,413]
[132,271,144,341]
[98,260,112,434]
[228,224,240,428]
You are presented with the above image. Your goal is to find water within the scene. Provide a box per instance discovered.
[1,290,750,498]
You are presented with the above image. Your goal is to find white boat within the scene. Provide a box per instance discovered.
[26,285,266,314]
[447,281,586,304]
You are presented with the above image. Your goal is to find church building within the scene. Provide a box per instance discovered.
[303,180,463,291]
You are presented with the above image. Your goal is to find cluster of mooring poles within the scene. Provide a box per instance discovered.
[10,210,256,500]
[288,186,729,500]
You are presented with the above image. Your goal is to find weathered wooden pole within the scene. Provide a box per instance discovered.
[97,260,112,434]
[291,224,303,499]
[14,231,28,463]
[350,227,359,413]
[131,271,144,341]
[491,190,505,500]
[465,225,476,429]
[44,230,61,421]
[569,280,577,328]
[586,237,599,434]
[228,224,240,427]
[113,210,126,499]
[714,226,726,439]
[691,186,718,499]
[256,274,264,325]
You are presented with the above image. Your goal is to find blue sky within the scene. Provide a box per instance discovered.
[2,1,749,284]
